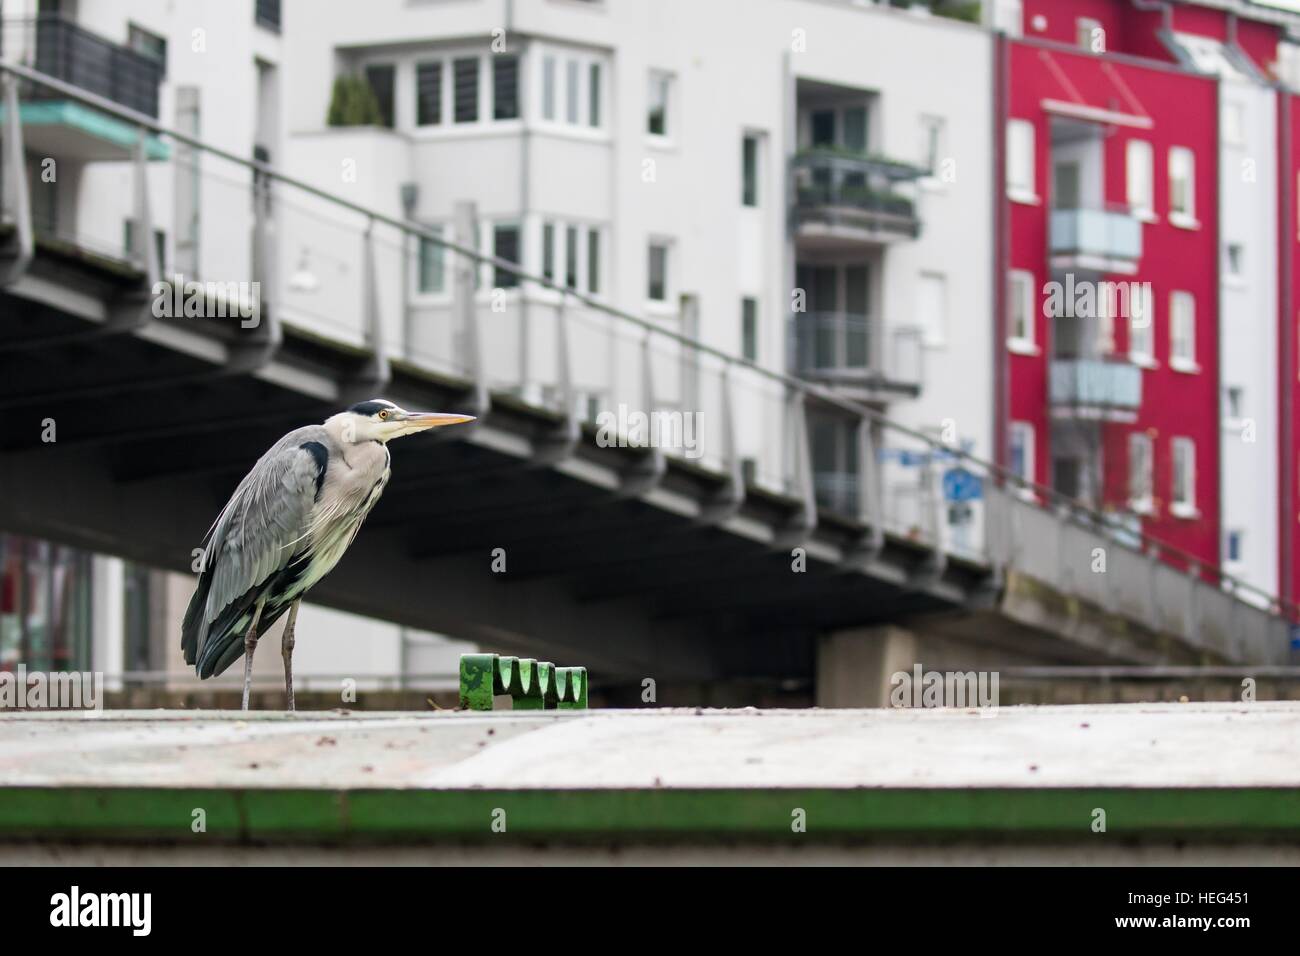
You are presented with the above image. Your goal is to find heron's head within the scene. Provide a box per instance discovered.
[327,399,476,444]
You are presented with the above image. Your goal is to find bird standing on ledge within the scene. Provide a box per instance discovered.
[181,399,475,710]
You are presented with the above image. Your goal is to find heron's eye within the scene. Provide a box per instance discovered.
[378,410,390,420]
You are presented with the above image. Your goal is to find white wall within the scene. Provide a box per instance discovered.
[1218,80,1279,595]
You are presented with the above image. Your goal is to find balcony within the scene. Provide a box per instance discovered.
[1050,359,1143,421]
[1050,207,1143,275]
[789,312,921,398]
[790,150,923,248]
[0,16,166,163]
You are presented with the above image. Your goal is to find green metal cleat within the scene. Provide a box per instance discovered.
[459,653,588,711]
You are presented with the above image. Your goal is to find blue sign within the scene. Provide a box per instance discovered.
[943,467,983,503]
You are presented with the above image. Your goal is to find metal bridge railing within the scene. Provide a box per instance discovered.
[1,57,1296,644]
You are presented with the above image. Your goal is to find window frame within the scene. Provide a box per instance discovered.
[1007,269,1037,353]
[1169,290,1198,371]
[647,239,672,305]
[1007,118,1037,203]
[647,70,673,140]
[1125,139,1154,220]
[412,224,449,301]
[1168,146,1198,228]
[1170,436,1197,517]
[1127,430,1153,513]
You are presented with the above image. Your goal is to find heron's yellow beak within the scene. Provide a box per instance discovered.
[402,412,476,430]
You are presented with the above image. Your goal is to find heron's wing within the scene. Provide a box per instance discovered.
[182,432,327,668]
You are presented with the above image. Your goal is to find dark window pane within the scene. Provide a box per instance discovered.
[365,64,395,127]
[587,229,600,294]
[844,106,866,152]
[542,223,555,282]
[647,73,668,136]
[454,57,479,123]
[566,60,579,124]
[742,135,758,206]
[565,226,578,288]
[418,231,444,294]
[416,61,442,125]
[742,298,758,361]
[648,244,667,301]
[589,63,601,127]
[493,54,519,120]
[493,225,520,288]
[810,109,835,147]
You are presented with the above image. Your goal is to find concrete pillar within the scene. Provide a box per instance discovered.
[91,556,124,692]
[816,625,917,708]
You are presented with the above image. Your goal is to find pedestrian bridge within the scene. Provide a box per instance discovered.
[0,60,1292,694]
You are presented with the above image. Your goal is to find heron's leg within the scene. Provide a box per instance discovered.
[240,595,267,712]
[281,599,301,712]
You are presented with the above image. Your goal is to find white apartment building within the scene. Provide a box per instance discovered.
[279,0,995,551]
[2,0,995,685]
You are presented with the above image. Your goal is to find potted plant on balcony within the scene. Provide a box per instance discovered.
[326,75,384,127]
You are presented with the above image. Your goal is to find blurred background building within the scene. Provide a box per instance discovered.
[3,0,1300,706]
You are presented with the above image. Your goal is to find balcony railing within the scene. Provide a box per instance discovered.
[790,311,872,376]
[0,15,162,118]
[790,150,923,241]
[1050,358,1143,412]
[1050,207,1142,265]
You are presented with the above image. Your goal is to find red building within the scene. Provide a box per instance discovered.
[996,0,1300,609]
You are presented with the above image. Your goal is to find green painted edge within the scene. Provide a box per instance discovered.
[0,101,170,159]
[0,787,1297,843]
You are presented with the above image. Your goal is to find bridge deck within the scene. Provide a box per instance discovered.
[1,704,1297,858]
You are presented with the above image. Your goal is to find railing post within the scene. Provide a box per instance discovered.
[914,445,948,584]
[454,200,489,415]
[354,218,391,393]
[620,332,667,497]
[854,414,885,558]
[700,361,745,523]
[0,71,34,285]
[533,291,578,464]
[130,127,160,286]
[777,388,817,546]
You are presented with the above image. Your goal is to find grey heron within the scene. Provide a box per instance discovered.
[181,399,475,710]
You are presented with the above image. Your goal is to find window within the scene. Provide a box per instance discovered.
[741,298,758,362]
[1077,17,1103,53]
[493,55,520,120]
[454,57,479,124]
[1169,147,1196,224]
[586,229,600,295]
[1007,119,1036,200]
[647,71,671,137]
[1225,529,1244,565]
[742,134,759,207]
[1171,437,1196,516]
[843,106,867,153]
[810,110,836,147]
[542,222,556,283]
[1224,385,1245,422]
[1008,270,1035,349]
[1222,100,1245,146]
[492,224,520,289]
[589,63,602,127]
[1126,140,1153,217]
[128,24,167,74]
[365,64,396,128]
[566,59,580,124]
[1130,283,1154,362]
[416,62,442,126]
[1225,242,1245,279]
[1009,422,1035,487]
[917,272,947,347]
[919,115,944,176]
[1170,291,1196,369]
[542,56,557,121]
[417,228,445,295]
[648,241,669,302]
[1128,431,1153,510]
[565,226,579,289]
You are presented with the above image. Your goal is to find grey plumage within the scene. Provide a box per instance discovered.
[180,401,474,702]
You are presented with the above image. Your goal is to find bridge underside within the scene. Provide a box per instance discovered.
[0,244,1009,689]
